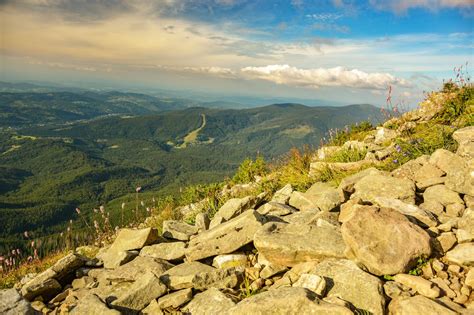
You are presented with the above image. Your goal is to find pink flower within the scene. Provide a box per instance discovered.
[27,256,33,262]
[136,186,142,193]
[31,241,35,248]
[0,256,4,262]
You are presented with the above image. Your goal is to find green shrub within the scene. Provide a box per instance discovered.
[324,148,367,163]
[274,146,314,191]
[232,156,267,184]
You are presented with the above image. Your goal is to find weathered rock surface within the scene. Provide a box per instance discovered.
[256,202,296,216]
[21,269,62,301]
[292,274,326,296]
[212,254,248,269]
[341,205,432,275]
[373,197,438,228]
[453,126,474,159]
[226,287,353,315]
[352,174,416,204]
[0,288,34,315]
[157,288,193,309]
[100,256,174,283]
[186,210,266,261]
[140,242,186,261]
[254,222,345,267]
[210,196,257,229]
[162,220,198,241]
[110,271,167,312]
[271,184,293,204]
[183,288,235,315]
[289,182,343,212]
[309,258,386,315]
[393,274,440,298]
[70,293,120,315]
[388,295,457,315]
[445,243,474,266]
[107,228,160,253]
[423,185,463,207]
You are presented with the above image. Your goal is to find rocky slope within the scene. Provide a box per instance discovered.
[1,89,473,314]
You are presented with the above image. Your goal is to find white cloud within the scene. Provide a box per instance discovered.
[240,65,410,90]
[306,13,344,21]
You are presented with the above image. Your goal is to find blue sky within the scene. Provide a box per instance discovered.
[0,0,472,106]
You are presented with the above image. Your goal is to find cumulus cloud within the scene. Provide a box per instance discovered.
[240,65,410,90]
[369,0,473,13]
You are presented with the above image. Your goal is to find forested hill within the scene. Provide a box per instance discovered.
[0,88,382,251]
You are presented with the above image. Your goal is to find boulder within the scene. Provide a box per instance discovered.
[195,213,210,231]
[20,269,62,301]
[373,197,438,228]
[338,167,382,195]
[108,228,160,253]
[341,205,432,276]
[0,288,34,315]
[281,210,319,224]
[110,271,167,313]
[292,274,326,296]
[141,300,162,314]
[309,258,386,315]
[100,256,174,283]
[445,243,474,266]
[70,293,120,315]
[212,254,248,269]
[157,288,193,309]
[271,184,293,204]
[254,222,345,267]
[352,174,416,204]
[388,295,457,315]
[391,156,428,181]
[453,126,474,159]
[429,149,473,196]
[140,242,186,261]
[374,127,398,144]
[436,232,457,253]
[52,252,87,283]
[185,210,266,261]
[289,182,343,212]
[393,274,440,298]
[256,202,297,216]
[183,288,235,315]
[162,220,198,241]
[209,196,257,229]
[260,263,288,279]
[423,185,463,207]
[458,208,474,235]
[101,250,137,269]
[226,287,352,315]
[413,163,445,184]
[159,262,240,291]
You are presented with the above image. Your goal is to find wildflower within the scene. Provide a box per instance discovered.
[395,145,402,153]
[94,220,99,230]
[136,186,142,193]
[115,226,119,231]
[121,202,126,210]
[31,241,35,248]
[393,159,398,164]
[24,231,29,238]
[27,256,33,262]
[146,207,150,213]
[67,227,71,232]
[93,208,98,213]
[0,256,4,262]
[16,249,20,255]
[69,219,73,224]
[141,201,145,207]
[75,207,81,214]
[11,250,15,255]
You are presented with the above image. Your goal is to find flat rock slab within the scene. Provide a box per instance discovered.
[162,220,198,241]
[254,222,345,267]
[445,243,474,267]
[309,258,386,315]
[20,269,62,301]
[108,228,160,253]
[0,288,34,315]
[423,185,463,207]
[388,295,457,315]
[430,149,473,196]
[160,261,240,291]
[140,242,186,261]
[184,288,235,315]
[210,196,257,229]
[341,205,432,276]
[289,182,343,212]
[226,287,352,315]
[101,256,174,283]
[352,174,416,204]
[157,288,193,309]
[110,271,167,313]
[373,197,438,228]
[186,210,266,261]
[70,293,120,315]
[256,202,297,216]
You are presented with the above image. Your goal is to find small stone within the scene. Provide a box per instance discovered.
[157,288,193,309]
[383,281,411,300]
[447,264,462,276]
[436,232,457,253]
[393,274,440,298]
[0,288,35,315]
[195,213,210,231]
[245,267,260,281]
[388,295,457,315]
[456,229,474,243]
[183,288,235,315]
[140,242,186,261]
[212,254,248,270]
[465,269,474,288]
[431,278,456,298]
[453,294,468,304]
[249,278,265,291]
[432,260,444,273]
[293,274,326,296]
[265,279,273,286]
[461,285,471,296]
[141,300,163,314]
[271,184,293,204]
[446,203,465,217]
[259,264,288,279]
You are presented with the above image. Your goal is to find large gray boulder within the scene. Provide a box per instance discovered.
[226,287,352,315]
[309,259,386,315]
[186,210,266,261]
[254,222,345,267]
[0,288,34,315]
[183,288,235,315]
[352,174,416,204]
[341,205,432,276]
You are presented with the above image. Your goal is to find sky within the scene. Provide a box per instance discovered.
[0,0,473,106]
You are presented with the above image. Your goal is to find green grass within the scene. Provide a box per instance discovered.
[324,148,367,163]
